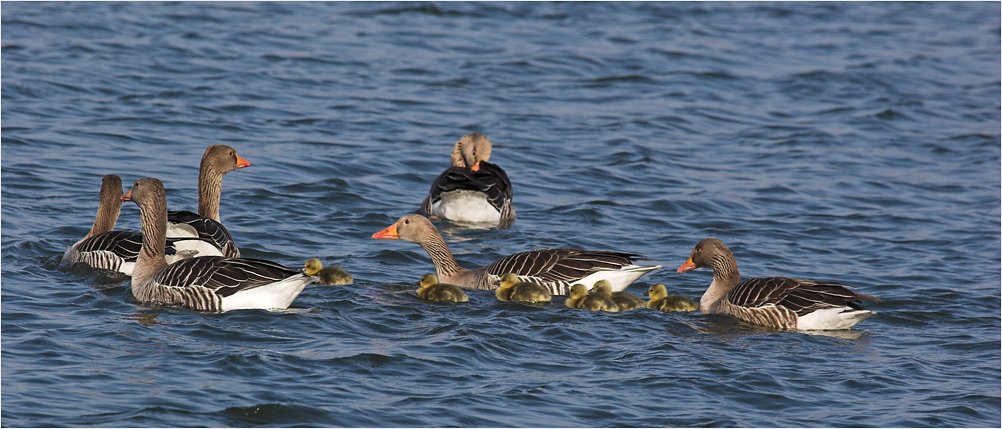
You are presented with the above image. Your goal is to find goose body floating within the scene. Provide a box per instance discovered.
[677,238,879,330]
[416,273,469,303]
[125,178,315,312]
[62,174,221,275]
[419,133,515,225]
[372,214,660,295]
[165,144,249,258]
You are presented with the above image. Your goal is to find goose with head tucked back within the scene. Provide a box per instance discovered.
[124,177,315,312]
[61,174,222,275]
[419,133,515,225]
[677,238,880,330]
[165,144,250,258]
[372,214,660,295]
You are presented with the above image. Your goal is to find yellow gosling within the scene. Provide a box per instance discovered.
[578,280,620,312]
[645,283,698,312]
[417,273,469,303]
[496,273,552,304]
[602,279,645,311]
[304,258,354,285]
[566,283,589,308]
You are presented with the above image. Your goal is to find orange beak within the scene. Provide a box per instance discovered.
[235,154,251,169]
[471,161,481,172]
[371,222,399,240]
[121,189,133,202]
[676,257,696,274]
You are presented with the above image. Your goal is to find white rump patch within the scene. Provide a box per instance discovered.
[166,240,224,263]
[432,190,501,223]
[165,222,200,238]
[797,307,875,330]
[220,274,316,312]
[576,265,662,292]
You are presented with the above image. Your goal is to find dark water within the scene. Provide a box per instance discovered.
[2,2,1000,427]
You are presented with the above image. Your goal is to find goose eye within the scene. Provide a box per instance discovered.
[404,219,410,224]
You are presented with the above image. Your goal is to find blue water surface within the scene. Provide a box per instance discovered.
[2,2,1000,427]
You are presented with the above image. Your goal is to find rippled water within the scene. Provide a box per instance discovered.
[3,2,1000,427]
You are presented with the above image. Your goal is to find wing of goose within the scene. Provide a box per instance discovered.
[729,277,880,316]
[423,161,513,215]
[167,210,240,258]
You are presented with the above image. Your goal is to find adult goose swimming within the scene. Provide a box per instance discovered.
[124,177,315,312]
[372,214,660,295]
[419,133,515,225]
[677,238,880,330]
[166,144,249,258]
[61,174,223,275]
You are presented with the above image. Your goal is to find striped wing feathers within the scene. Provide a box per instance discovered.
[728,277,880,316]
[167,210,240,257]
[484,248,644,284]
[424,161,513,212]
[75,230,143,259]
[150,256,298,297]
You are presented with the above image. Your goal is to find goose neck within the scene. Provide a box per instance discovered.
[700,253,741,312]
[133,197,169,288]
[88,198,121,238]
[197,166,224,222]
[419,230,466,279]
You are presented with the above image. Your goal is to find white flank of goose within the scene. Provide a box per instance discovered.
[677,238,880,330]
[124,177,315,312]
[372,214,660,295]
[62,174,223,275]
[419,133,515,225]
[165,144,249,258]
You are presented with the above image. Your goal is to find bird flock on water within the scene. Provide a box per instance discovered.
[63,133,878,330]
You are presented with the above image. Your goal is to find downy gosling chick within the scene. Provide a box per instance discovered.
[645,283,698,312]
[417,273,469,303]
[602,279,645,311]
[304,258,354,285]
[578,280,620,312]
[566,283,589,308]
[496,273,551,304]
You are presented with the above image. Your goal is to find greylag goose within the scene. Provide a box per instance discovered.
[677,238,879,330]
[419,133,515,225]
[565,284,589,308]
[303,258,354,285]
[416,273,469,303]
[124,178,315,312]
[603,280,645,311]
[576,281,620,312]
[62,174,222,275]
[166,144,249,258]
[496,273,552,304]
[644,283,698,312]
[372,214,660,295]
